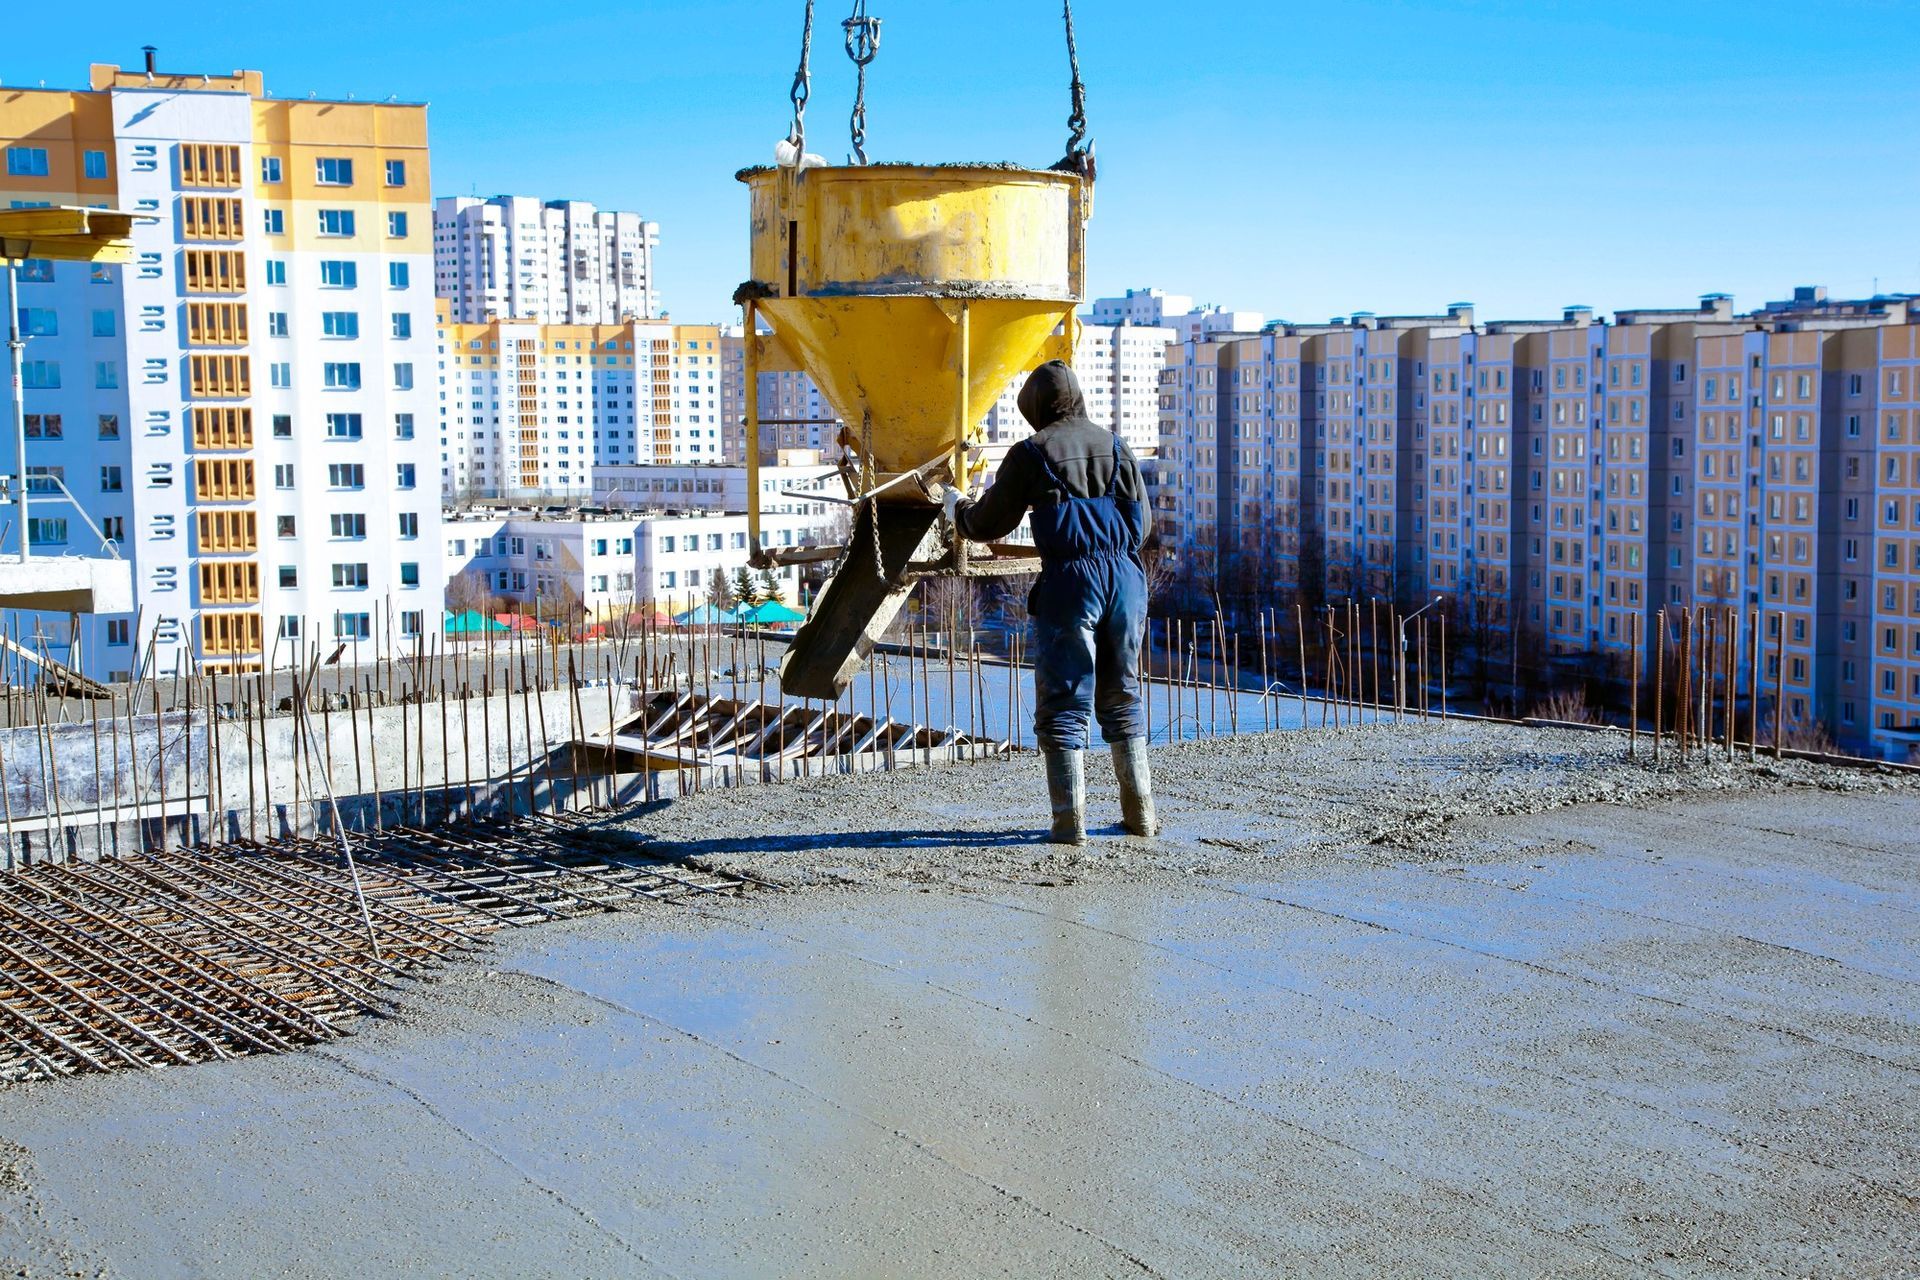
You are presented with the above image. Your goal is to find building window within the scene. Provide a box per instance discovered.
[100,466,122,492]
[323,362,362,390]
[328,464,365,489]
[317,208,355,237]
[6,147,50,177]
[330,513,367,538]
[397,512,418,538]
[272,414,292,439]
[334,612,371,640]
[267,311,289,337]
[98,414,120,440]
[319,260,357,288]
[394,412,415,439]
[315,157,354,186]
[274,464,296,489]
[384,159,406,186]
[400,562,419,587]
[400,609,423,636]
[269,362,291,389]
[392,362,414,390]
[91,309,116,337]
[262,208,284,235]
[325,413,363,440]
[278,565,298,588]
[395,463,416,489]
[94,361,119,389]
[388,262,409,289]
[265,259,287,286]
[261,156,283,183]
[321,311,359,339]
[27,518,67,547]
[390,313,412,340]
[84,150,109,180]
[21,361,59,389]
[387,211,407,238]
[23,414,61,438]
[331,563,370,589]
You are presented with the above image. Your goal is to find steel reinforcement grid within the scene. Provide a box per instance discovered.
[0,813,743,1083]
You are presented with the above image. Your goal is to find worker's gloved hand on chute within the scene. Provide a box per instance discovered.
[936,483,965,527]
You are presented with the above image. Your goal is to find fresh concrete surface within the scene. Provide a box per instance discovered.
[1,722,1916,1278]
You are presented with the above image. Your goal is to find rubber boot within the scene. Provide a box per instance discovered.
[1111,737,1158,837]
[1043,749,1087,846]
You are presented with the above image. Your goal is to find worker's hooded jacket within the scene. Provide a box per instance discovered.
[953,360,1148,549]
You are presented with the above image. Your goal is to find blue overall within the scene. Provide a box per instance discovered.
[1026,436,1149,752]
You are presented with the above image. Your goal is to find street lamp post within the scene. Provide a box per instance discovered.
[1399,595,1444,721]
[4,259,26,560]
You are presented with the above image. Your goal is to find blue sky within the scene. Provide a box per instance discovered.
[13,1,1920,323]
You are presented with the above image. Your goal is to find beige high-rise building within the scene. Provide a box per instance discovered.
[439,318,723,501]
[1153,288,1920,760]
[1,56,442,679]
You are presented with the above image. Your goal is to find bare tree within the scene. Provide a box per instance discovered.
[542,575,586,637]
[446,568,497,616]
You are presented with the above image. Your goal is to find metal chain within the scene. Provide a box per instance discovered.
[860,410,890,584]
[1062,0,1089,163]
[787,0,816,156]
[843,1,881,165]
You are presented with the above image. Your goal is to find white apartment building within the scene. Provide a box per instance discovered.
[975,321,1175,469]
[2,61,444,679]
[432,195,659,324]
[718,328,841,465]
[439,318,725,502]
[1089,288,1193,327]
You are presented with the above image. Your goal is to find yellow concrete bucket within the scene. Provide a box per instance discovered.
[740,162,1089,495]
[740,161,1092,701]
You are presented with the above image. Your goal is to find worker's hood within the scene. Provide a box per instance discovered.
[1018,360,1088,430]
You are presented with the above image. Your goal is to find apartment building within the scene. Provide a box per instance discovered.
[1153,289,1920,758]
[1087,287,1263,342]
[432,195,658,324]
[1089,288,1192,327]
[1,57,444,678]
[439,318,725,501]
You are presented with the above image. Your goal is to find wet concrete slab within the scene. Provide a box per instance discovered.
[0,731,1915,1278]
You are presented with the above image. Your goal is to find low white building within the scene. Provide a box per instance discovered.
[445,458,845,616]
[590,452,837,517]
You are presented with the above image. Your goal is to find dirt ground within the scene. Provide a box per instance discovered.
[2,721,1915,1278]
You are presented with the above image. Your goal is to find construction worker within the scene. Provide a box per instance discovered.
[936,360,1156,844]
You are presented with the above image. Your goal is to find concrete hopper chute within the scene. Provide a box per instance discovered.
[739,162,1092,701]
[742,163,1086,492]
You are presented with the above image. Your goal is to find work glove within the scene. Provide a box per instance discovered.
[938,484,964,526]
